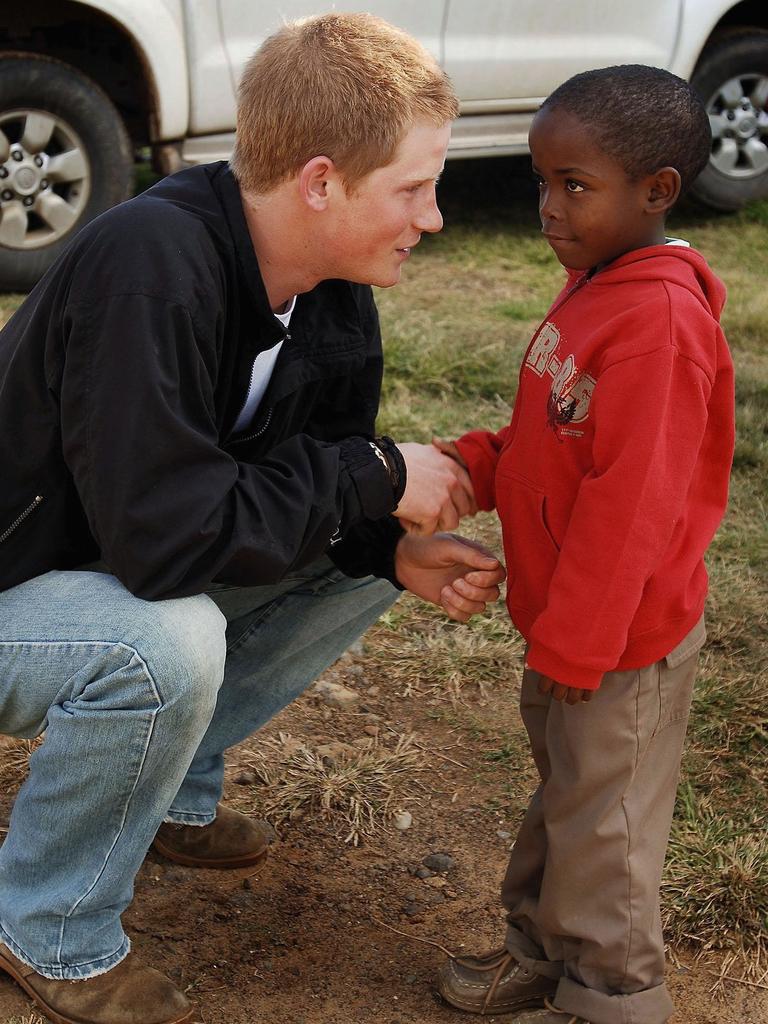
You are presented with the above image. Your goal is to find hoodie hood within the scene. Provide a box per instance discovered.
[583,243,727,320]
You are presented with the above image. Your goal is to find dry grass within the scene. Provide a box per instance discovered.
[241,732,427,846]
[367,595,520,702]
[0,737,41,788]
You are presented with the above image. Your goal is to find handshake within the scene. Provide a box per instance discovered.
[393,438,475,534]
[387,438,506,625]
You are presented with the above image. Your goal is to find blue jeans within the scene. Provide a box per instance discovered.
[0,558,395,980]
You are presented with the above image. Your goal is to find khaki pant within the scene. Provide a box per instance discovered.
[501,619,706,1024]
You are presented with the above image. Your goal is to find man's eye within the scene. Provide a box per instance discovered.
[533,175,546,188]
[566,180,585,193]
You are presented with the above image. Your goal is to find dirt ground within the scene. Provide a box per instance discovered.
[0,639,765,1024]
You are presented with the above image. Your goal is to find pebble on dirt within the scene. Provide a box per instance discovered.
[393,811,413,830]
[422,852,454,872]
[313,680,360,708]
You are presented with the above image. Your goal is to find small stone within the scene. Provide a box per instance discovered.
[242,878,253,891]
[234,769,258,785]
[363,724,380,737]
[444,888,459,899]
[347,640,365,657]
[393,811,413,831]
[496,830,512,840]
[402,901,422,916]
[414,867,435,879]
[404,974,418,985]
[422,853,454,872]
[423,876,447,889]
[366,685,381,696]
[314,680,360,708]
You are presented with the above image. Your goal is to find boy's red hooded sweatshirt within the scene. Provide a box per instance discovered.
[456,245,735,690]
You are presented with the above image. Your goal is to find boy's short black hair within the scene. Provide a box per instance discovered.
[541,65,711,194]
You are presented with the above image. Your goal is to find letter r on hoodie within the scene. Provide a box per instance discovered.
[527,322,560,376]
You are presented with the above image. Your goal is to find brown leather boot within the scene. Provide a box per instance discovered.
[152,804,270,871]
[0,944,193,1024]
[436,946,556,1015]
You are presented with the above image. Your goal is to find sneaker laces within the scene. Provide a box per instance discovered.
[482,950,517,1013]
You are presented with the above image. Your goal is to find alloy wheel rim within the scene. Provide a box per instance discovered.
[0,108,90,250]
[707,73,768,179]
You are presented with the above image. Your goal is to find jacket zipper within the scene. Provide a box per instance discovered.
[227,327,289,448]
[0,494,44,545]
[227,407,273,447]
[522,274,591,369]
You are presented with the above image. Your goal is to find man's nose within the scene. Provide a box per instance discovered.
[415,192,443,234]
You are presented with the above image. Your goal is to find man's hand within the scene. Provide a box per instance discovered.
[395,442,477,535]
[536,674,593,704]
[394,532,505,622]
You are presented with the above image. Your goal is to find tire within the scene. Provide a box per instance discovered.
[0,53,134,291]
[690,30,768,212]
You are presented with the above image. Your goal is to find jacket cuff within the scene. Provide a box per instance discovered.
[455,433,498,511]
[337,436,399,521]
[525,642,604,690]
[327,515,405,588]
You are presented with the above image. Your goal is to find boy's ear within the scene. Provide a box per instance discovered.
[644,166,681,215]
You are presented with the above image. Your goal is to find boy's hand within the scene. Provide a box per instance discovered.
[394,532,505,622]
[537,675,593,704]
[431,436,468,468]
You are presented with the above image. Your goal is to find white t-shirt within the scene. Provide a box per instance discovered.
[231,296,296,434]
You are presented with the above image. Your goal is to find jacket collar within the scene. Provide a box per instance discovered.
[211,162,286,348]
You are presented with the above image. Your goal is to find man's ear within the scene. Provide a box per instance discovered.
[298,156,340,211]
[645,167,681,215]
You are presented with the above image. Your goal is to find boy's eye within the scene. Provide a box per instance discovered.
[533,174,546,188]
[565,179,585,193]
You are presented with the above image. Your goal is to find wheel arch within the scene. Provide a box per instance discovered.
[668,2,767,80]
[0,0,187,151]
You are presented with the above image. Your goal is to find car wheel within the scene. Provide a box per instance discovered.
[690,30,768,211]
[0,53,134,291]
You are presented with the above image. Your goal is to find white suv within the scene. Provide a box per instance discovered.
[0,1,766,290]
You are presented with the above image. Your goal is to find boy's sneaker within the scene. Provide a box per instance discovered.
[436,947,556,1015]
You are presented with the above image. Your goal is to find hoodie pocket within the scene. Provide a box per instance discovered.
[495,469,560,615]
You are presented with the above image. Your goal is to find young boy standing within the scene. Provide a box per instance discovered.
[435,66,735,1024]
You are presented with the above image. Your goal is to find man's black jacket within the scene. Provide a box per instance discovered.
[0,163,403,599]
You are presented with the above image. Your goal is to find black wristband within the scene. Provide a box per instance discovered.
[372,435,407,505]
